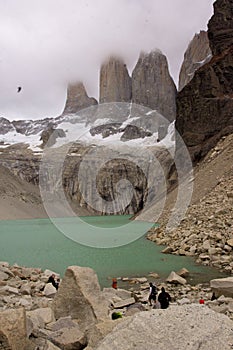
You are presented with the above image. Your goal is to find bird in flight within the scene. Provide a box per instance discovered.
[17,86,22,93]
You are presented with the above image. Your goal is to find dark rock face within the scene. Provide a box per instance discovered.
[62,82,98,115]
[40,127,66,148]
[120,125,152,141]
[0,117,15,135]
[132,50,177,122]
[179,31,212,91]
[208,0,233,56]
[176,0,233,163]
[99,57,132,103]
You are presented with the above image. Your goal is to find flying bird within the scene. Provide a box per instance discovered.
[17,86,22,93]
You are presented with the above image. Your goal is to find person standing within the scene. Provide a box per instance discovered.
[148,282,157,306]
[158,287,171,309]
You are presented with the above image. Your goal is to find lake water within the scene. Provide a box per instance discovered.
[0,215,225,287]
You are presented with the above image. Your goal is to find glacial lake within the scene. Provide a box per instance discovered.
[0,215,225,287]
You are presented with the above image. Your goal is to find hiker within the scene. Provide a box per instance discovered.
[47,274,59,290]
[211,292,217,301]
[158,287,171,309]
[148,282,157,306]
[112,278,118,289]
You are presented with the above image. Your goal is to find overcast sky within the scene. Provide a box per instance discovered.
[0,0,214,121]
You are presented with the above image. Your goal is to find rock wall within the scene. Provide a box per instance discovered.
[179,31,211,91]
[99,57,132,103]
[208,0,233,55]
[176,0,233,163]
[62,82,98,115]
[132,50,177,122]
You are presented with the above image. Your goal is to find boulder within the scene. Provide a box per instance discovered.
[113,298,136,309]
[176,268,189,278]
[210,277,233,297]
[96,305,233,350]
[166,271,187,285]
[0,308,34,350]
[0,271,9,281]
[53,266,109,329]
[27,307,54,325]
[48,326,87,350]
[44,283,57,298]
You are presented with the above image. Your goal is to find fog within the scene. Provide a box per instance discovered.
[0,0,214,120]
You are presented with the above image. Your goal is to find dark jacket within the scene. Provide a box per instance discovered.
[158,290,171,309]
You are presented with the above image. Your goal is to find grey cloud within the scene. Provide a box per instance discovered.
[0,0,214,120]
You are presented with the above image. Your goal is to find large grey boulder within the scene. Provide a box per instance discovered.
[53,266,109,330]
[210,277,233,297]
[48,326,87,350]
[166,271,187,285]
[0,308,34,350]
[96,304,233,350]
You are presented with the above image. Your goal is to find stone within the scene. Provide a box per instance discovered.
[27,307,54,325]
[176,268,189,278]
[62,82,98,115]
[166,271,187,285]
[43,283,57,298]
[227,239,233,247]
[53,266,109,330]
[132,50,177,122]
[96,304,233,350]
[87,320,122,349]
[48,316,77,332]
[0,308,34,350]
[99,56,132,103]
[20,283,31,295]
[210,277,233,297]
[162,246,173,254]
[46,341,61,350]
[48,326,87,350]
[113,298,136,309]
[0,271,9,281]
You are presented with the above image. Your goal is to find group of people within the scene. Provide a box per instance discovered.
[148,282,171,309]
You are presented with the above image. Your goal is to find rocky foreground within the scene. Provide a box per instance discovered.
[1,263,233,349]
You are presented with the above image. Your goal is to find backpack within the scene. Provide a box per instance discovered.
[151,285,157,295]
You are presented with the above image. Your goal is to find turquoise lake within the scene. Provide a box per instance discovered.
[0,215,225,287]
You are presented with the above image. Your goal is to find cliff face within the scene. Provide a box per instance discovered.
[176,0,233,163]
[132,51,177,122]
[62,82,98,115]
[208,0,233,55]
[179,31,211,91]
[99,57,132,103]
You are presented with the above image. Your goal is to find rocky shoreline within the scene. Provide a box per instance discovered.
[1,262,233,349]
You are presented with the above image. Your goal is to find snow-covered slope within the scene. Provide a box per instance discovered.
[0,105,175,151]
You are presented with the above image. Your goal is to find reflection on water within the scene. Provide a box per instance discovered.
[0,216,226,287]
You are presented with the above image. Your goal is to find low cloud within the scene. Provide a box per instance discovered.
[0,0,214,120]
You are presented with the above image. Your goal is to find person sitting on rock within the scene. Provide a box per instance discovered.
[158,287,171,309]
[47,274,59,290]
[148,282,157,306]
